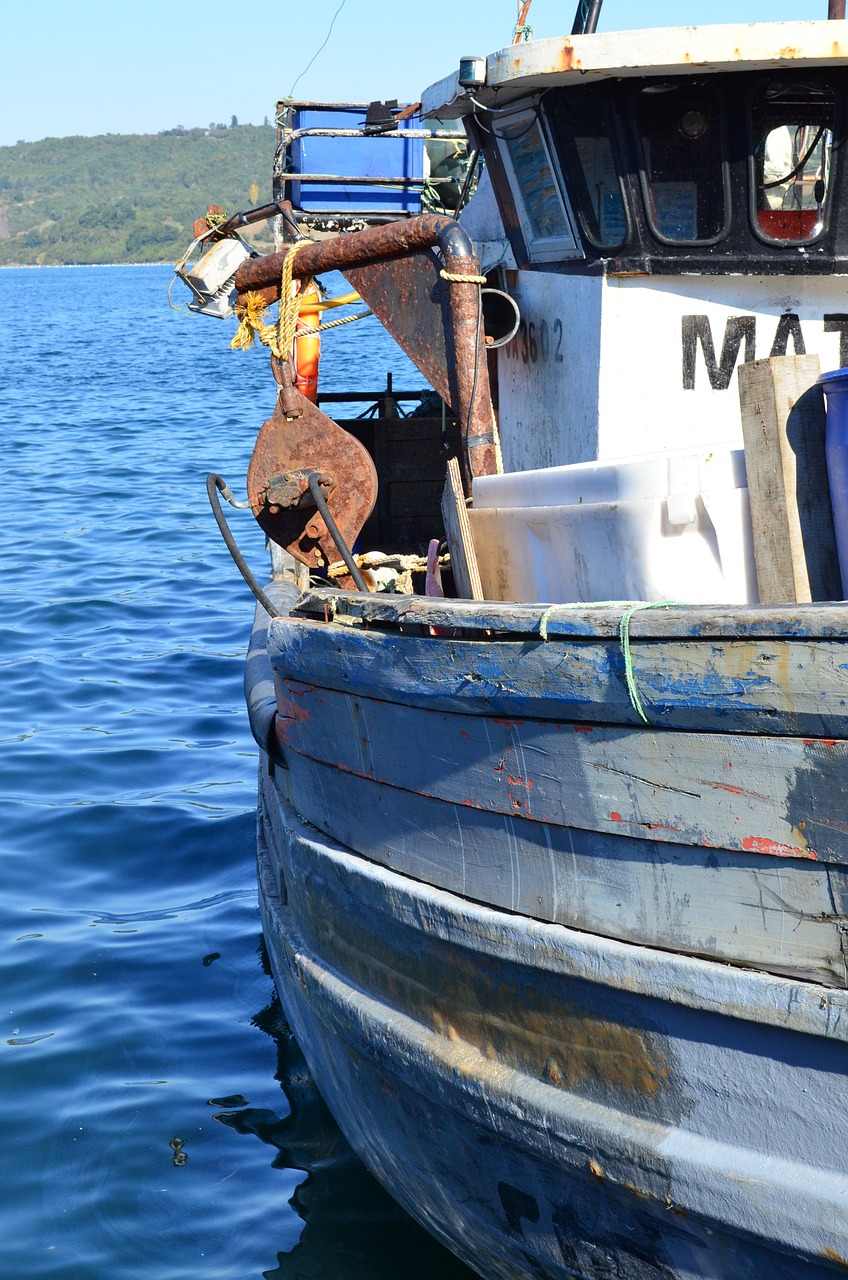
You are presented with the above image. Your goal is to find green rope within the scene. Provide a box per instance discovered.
[536,599,686,724]
[619,601,687,724]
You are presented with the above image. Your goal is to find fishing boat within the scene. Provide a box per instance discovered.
[178,3,848,1275]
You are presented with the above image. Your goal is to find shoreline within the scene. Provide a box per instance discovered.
[0,260,173,269]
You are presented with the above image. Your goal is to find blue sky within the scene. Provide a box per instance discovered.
[0,0,828,147]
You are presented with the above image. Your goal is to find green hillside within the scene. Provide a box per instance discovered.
[0,124,277,266]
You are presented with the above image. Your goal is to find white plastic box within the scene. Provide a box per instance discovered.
[469,444,758,605]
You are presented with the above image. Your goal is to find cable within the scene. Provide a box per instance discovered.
[762,124,827,190]
[206,474,283,618]
[306,474,370,592]
[289,0,348,98]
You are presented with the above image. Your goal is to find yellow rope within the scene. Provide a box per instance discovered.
[230,240,313,357]
[440,268,487,284]
[317,291,361,310]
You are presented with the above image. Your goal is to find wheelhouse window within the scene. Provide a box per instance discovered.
[544,87,626,250]
[635,82,728,244]
[751,79,835,245]
[495,110,581,262]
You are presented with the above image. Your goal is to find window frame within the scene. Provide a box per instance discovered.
[492,106,584,264]
[748,76,838,249]
[632,78,732,248]
[539,87,630,253]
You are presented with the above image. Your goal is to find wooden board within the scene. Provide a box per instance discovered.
[268,610,848,736]
[291,584,848,639]
[272,677,848,863]
[738,355,841,603]
[269,756,848,987]
[441,456,483,600]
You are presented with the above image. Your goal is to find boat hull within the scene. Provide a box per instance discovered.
[258,775,848,1279]
[249,582,848,1277]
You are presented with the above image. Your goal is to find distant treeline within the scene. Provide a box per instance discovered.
[0,124,277,266]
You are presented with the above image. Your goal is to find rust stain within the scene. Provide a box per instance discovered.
[574,725,593,734]
[559,43,577,72]
[459,729,471,740]
[276,695,312,723]
[777,45,802,59]
[609,811,623,822]
[589,1159,604,1181]
[493,717,524,727]
[506,775,534,789]
[314,905,672,1102]
[742,835,816,860]
[822,1250,848,1271]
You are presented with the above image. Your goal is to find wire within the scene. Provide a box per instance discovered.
[289,0,349,98]
[762,124,827,189]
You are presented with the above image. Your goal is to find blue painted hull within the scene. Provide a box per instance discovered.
[249,579,848,1277]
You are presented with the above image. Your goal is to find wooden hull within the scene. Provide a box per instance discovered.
[250,580,848,1276]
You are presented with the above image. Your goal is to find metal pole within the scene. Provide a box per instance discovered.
[571,0,603,34]
[829,0,846,17]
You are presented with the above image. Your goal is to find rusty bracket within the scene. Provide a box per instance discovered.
[260,468,335,514]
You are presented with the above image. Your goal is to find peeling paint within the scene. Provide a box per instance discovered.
[742,835,816,860]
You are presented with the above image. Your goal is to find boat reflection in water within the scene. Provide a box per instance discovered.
[214,951,477,1280]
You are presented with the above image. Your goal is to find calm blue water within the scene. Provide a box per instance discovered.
[0,265,475,1279]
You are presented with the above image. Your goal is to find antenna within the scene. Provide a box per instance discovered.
[571,0,603,35]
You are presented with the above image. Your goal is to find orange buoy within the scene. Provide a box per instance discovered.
[294,282,321,403]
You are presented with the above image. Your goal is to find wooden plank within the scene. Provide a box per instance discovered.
[269,757,848,987]
[290,585,848,639]
[272,678,848,863]
[738,354,841,603]
[268,611,848,736]
[441,456,483,600]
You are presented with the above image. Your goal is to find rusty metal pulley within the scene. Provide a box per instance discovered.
[246,355,377,576]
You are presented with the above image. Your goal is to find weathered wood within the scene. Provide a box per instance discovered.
[738,354,841,603]
[269,757,848,987]
[272,678,848,863]
[441,456,483,600]
[291,584,848,639]
[268,611,848,735]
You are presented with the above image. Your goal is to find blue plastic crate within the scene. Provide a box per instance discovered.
[289,106,425,214]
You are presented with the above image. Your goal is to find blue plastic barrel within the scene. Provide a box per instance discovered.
[819,366,848,597]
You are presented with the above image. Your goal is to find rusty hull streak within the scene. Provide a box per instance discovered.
[299,884,672,1103]
[234,215,496,480]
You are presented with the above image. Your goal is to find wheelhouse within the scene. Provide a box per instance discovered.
[424,24,848,275]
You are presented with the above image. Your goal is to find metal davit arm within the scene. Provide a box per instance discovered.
[233,215,497,481]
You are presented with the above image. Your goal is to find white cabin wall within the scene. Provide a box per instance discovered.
[496,272,603,472]
[493,270,848,472]
[596,275,848,461]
